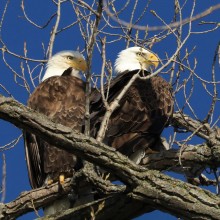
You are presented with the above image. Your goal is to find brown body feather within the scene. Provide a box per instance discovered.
[90,70,173,163]
[24,75,85,188]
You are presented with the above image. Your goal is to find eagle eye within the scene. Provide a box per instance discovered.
[67,56,74,60]
[136,52,143,56]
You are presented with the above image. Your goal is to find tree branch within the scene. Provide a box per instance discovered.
[142,142,220,176]
[0,179,72,219]
[103,1,220,31]
[0,95,220,219]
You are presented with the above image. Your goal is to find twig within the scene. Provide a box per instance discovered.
[96,71,140,142]
[1,153,6,203]
[84,0,103,136]
[21,0,56,29]
[47,0,61,58]
[103,1,220,31]
[0,0,10,36]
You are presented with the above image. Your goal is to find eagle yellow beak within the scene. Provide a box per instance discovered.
[70,57,88,72]
[147,53,159,69]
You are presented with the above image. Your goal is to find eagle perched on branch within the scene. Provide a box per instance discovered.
[90,47,174,164]
[24,50,87,215]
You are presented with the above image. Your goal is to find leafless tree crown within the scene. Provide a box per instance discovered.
[0,0,220,219]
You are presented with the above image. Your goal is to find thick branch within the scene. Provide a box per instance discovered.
[1,167,152,220]
[172,112,210,140]
[0,96,220,219]
[0,179,72,219]
[142,143,220,176]
[38,196,153,220]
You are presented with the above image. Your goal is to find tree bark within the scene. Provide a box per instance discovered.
[143,143,219,176]
[0,95,220,219]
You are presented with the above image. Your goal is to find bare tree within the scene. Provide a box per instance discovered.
[0,0,220,219]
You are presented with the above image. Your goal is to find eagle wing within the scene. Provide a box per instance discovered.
[90,70,136,137]
[90,70,173,161]
[24,76,85,188]
[24,132,44,188]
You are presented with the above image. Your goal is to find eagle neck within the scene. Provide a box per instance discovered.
[42,67,81,81]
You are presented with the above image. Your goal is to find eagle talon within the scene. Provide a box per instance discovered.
[59,174,65,185]
[47,179,53,186]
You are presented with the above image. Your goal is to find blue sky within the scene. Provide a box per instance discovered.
[0,1,219,219]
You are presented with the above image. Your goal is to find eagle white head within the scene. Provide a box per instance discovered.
[42,50,87,81]
[114,47,159,74]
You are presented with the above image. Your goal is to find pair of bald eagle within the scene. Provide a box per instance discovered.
[24,47,173,213]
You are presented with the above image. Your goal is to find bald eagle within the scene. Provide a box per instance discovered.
[90,47,173,164]
[24,50,87,215]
